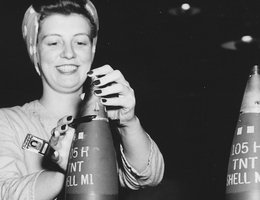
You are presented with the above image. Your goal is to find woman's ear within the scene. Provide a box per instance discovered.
[34,50,41,76]
[92,37,97,54]
[35,63,41,76]
[90,37,97,62]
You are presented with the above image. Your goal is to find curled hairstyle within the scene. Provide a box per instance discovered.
[32,0,98,41]
[22,0,99,70]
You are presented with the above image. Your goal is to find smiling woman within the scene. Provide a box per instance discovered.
[0,0,164,200]
[37,14,95,94]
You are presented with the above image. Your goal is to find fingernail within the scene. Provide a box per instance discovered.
[53,151,59,161]
[52,129,58,137]
[69,115,97,127]
[52,130,55,137]
[80,93,85,100]
[67,116,73,121]
[87,70,93,75]
[101,98,107,103]
[90,115,97,119]
[61,124,67,131]
[94,90,102,94]
[92,80,100,85]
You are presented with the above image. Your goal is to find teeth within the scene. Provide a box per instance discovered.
[57,65,77,73]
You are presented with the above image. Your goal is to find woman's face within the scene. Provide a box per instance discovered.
[37,13,96,94]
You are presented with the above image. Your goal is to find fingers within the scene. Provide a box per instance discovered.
[50,115,74,156]
[97,70,128,87]
[88,65,134,104]
[50,115,73,144]
[57,115,73,126]
[94,83,129,97]
[88,65,129,87]
[49,126,75,168]
[100,93,135,109]
[87,64,113,77]
[51,150,60,162]
[87,65,136,122]
[50,123,69,145]
[50,115,74,146]
[50,129,60,146]
[51,127,75,153]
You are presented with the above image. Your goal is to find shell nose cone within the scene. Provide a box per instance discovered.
[250,65,260,75]
[240,65,260,113]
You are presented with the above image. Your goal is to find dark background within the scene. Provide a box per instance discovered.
[1,0,260,199]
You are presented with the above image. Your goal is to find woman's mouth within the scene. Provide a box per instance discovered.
[56,64,78,74]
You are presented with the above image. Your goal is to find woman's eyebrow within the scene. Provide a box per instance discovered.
[74,33,90,37]
[41,33,61,40]
[41,33,90,40]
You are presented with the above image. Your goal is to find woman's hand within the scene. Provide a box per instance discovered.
[87,65,152,173]
[49,115,75,171]
[87,65,136,126]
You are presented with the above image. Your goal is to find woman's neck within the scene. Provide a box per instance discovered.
[39,90,82,119]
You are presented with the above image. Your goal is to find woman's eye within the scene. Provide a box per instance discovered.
[76,41,87,45]
[48,42,58,46]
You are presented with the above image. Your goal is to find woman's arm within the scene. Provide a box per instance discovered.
[0,109,74,200]
[35,115,76,200]
[87,65,165,187]
[0,109,64,200]
[35,171,64,200]
[118,116,151,172]
[118,116,165,188]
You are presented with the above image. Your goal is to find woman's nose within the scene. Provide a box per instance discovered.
[61,43,76,59]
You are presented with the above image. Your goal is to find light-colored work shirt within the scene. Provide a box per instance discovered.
[0,100,164,199]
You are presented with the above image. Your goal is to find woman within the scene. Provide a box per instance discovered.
[0,0,164,199]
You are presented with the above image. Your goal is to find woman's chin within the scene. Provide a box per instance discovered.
[55,83,83,94]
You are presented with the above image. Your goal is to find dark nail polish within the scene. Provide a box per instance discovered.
[90,115,97,119]
[87,70,93,75]
[94,90,102,94]
[101,98,107,103]
[67,116,73,121]
[52,130,56,137]
[61,124,67,131]
[92,80,100,85]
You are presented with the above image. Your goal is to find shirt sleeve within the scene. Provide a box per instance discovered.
[118,134,165,190]
[0,110,42,200]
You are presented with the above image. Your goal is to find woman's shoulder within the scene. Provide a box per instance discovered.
[0,100,56,138]
[0,100,39,116]
[0,100,53,155]
[0,100,43,125]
